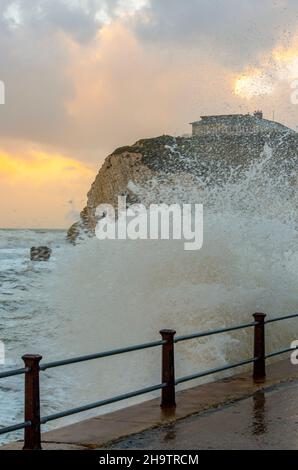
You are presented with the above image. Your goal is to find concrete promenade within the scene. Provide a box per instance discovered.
[109,380,298,450]
[2,359,298,450]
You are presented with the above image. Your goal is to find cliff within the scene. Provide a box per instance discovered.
[67,129,298,242]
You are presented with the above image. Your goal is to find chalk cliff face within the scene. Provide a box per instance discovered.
[67,129,298,242]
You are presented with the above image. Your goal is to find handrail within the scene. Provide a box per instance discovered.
[175,321,257,343]
[0,421,31,436]
[265,313,298,324]
[40,339,166,371]
[2,313,297,379]
[41,383,166,424]
[0,312,297,450]
[176,356,257,385]
[0,367,29,379]
[265,345,297,359]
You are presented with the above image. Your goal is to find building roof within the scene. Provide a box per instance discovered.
[190,114,254,125]
[190,113,295,134]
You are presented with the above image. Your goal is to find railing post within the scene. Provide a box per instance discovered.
[253,313,266,380]
[22,354,42,450]
[160,329,176,408]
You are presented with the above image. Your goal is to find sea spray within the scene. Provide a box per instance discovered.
[1,145,297,442]
[41,144,298,427]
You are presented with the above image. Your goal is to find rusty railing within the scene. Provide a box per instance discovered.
[0,312,297,449]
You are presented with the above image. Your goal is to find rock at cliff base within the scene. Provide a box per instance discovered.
[30,246,52,261]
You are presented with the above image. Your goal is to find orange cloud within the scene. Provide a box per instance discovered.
[61,21,242,150]
[0,148,95,228]
[0,149,93,183]
[233,33,298,99]
[234,70,275,99]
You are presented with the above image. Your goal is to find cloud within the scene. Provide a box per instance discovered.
[0,1,149,156]
[0,4,75,147]
[0,145,95,227]
[1,0,298,159]
[3,0,108,42]
[0,148,93,182]
[62,22,244,150]
[1,0,298,226]
[131,0,298,68]
[2,1,146,42]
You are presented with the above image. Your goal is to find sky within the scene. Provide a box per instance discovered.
[1,0,298,228]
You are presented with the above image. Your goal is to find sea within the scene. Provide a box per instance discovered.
[1,146,298,444]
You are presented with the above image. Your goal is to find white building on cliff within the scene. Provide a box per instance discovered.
[190,111,294,137]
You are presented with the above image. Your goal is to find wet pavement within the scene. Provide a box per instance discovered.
[3,359,298,450]
[108,380,298,450]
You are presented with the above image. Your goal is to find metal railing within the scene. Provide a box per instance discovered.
[0,312,298,450]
